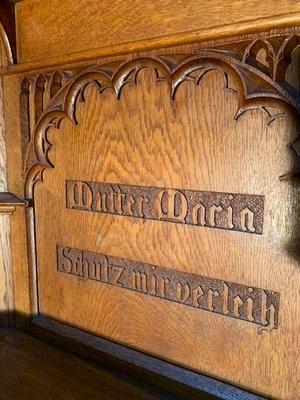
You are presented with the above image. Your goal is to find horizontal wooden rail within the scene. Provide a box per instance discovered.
[31,316,268,400]
[1,14,300,76]
[0,192,27,214]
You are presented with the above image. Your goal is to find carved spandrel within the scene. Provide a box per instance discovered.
[57,245,280,333]
[66,180,264,234]
[20,70,74,177]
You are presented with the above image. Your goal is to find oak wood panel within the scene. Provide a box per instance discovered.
[0,26,299,78]
[32,66,300,399]
[5,27,299,391]
[3,76,34,327]
[31,316,266,400]
[15,0,300,65]
[0,328,170,400]
[0,62,13,326]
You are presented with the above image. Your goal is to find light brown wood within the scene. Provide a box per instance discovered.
[15,0,300,66]
[22,50,299,399]
[3,5,300,399]
[0,26,300,78]
[3,75,35,326]
[0,41,13,326]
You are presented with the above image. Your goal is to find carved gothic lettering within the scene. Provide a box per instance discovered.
[192,203,206,226]
[67,181,93,211]
[66,181,264,234]
[240,207,256,233]
[208,205,223,228]
[176,282,190,303]
[132,270,148,293]
[110,265,124,287]
[157,189,188,223]
[192,285,204,307]
[57,245,279,333]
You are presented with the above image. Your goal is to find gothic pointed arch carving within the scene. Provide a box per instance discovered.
[0,21,13,66]
[23,50,300,199]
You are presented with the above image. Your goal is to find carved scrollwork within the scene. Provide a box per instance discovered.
[22,42,300,199]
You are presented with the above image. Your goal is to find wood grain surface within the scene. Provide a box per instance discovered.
[0,328,172,400]
[2,13,300,398]
[0,55,13,326]
[31,315,267,400]
[32,65,300,399]
[3,76,33,327]
[15,0,300,65]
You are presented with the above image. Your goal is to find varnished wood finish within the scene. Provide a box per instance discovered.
[31,316,267,400]
[2,5,300,399]
[15,0,300,66]
[0,17,14,327]
[22,47,300,191]
[16,43,298,399]
[0,193,26,214]
[4,74,37,327]
[0,327,172,400]
[0,0,16,64]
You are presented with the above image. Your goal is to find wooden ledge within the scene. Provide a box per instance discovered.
[31,316,267,400]
[0,192,27,214]
[2,14,300,76]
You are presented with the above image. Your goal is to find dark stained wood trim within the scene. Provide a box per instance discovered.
[31,316,268,400]
[0,192,27,214]
[0,0,16,63]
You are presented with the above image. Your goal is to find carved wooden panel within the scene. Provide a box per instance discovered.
[22,38,300,399]
[19,70,75,177]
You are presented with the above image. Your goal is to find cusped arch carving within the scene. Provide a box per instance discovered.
[243,39,275,74]
[0,21,13,66]
[273,34,300,81]
[24,53,300,199]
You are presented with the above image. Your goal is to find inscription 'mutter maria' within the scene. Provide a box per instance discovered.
[66,181,264,234]
[57,245,279,333]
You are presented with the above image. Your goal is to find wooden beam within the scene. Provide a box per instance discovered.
[0,192,27,214]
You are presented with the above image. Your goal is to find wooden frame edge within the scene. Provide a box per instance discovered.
[30,316,268,400]
[2,15,300,76]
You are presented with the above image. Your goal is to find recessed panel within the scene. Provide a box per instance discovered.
[34,67,300,399]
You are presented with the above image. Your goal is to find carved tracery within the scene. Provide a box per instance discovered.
[20,31,300,199]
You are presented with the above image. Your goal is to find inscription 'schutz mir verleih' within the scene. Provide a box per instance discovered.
[57,246,279,333]
[66,180,264,234]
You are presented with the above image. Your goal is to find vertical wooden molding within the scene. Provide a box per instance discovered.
[0,1,17,326]
[0,63,13,326]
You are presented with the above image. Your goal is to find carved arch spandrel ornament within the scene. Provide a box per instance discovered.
[24,50,300,199]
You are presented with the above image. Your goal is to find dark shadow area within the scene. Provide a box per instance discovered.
[0,311,268,400]
[0,0,17,62]
[0,312,176,400]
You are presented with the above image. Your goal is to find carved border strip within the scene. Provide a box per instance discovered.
[23,51,300,198]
